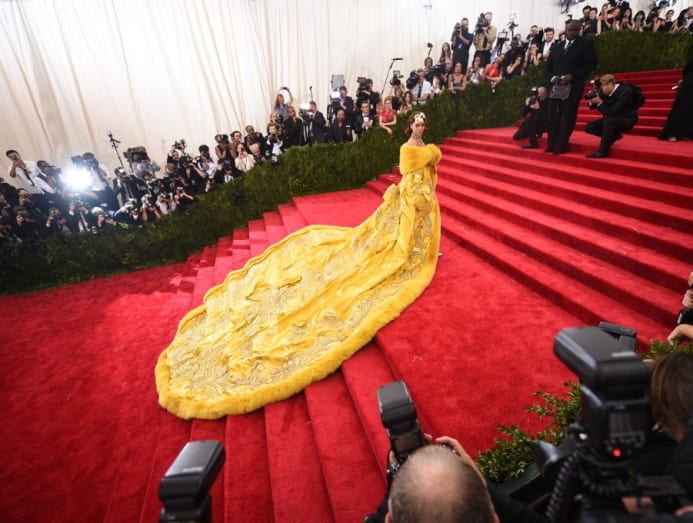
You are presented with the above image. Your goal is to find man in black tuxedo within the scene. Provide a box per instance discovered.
[544,20,598,155]
[584,74,639,158]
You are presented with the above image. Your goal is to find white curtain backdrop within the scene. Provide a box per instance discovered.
[0,0,610,179]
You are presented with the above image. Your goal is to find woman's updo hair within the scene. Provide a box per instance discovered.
[650,352,693,440]
[405,111,426,136]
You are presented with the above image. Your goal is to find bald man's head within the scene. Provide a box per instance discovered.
[387,445,496,523]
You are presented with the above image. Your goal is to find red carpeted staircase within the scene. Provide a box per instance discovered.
[1,70,691,523]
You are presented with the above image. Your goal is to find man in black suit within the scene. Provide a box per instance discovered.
[544,20,598,155]
[584,74,639,158]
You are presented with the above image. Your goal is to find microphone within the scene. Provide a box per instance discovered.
[392,57,403,61]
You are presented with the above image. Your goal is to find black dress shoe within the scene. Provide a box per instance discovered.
[586,151,609,158]
[544,147,553,153]
[521,143,538,149]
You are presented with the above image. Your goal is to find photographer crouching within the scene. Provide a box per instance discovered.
[584,74,642,159]
[513,87,548,149]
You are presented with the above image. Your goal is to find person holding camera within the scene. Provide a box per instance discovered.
[473,12,497,67]
[544,20,598,155]
[584,74,640,158]
[513,87,548,149]
[273,87,294,123]
[331,86,355,125]
[412,68,433,105]
[384,440,499,523]
[306,101,327,144]
[451,18,473,74]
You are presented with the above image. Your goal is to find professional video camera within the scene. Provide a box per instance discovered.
[124,146,149,163]
[584,77,603,101]
[173,139,187,152]
[475,12,490,35]
[390,70,403,87]
[356,76,371,105]
[535,326,690,522]
[405,70,419,90]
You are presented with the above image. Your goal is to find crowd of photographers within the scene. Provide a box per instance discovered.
[365,284,693,523]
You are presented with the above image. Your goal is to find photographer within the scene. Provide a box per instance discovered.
[451,18,473,74]
[473,12,497,67]
[331,86,355,125]
[584,74,640,158]
[669,288,693,342]
[412,68,433,105]
[112,166,147,207]
[265,123,284,161]
[243,126,266,156]
[214,134,233,163]
[513,86,548,149]
[129,147,161,179]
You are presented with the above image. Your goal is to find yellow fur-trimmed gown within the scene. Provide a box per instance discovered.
[156,143,441,419]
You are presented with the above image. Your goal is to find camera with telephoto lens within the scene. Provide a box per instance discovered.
[124,146,149,163]
[390,70,403,87]
[405,70,419,90]
[378,381,426,468]
[475,12,489,34]
[584,77,602,100]
[534,326,690,522]
[528,87,540,105]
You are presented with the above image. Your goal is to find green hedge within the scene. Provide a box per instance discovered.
[2,32,690,294]
[593,30,692,74]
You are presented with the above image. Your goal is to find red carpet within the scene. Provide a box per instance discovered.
[1,70,690,522]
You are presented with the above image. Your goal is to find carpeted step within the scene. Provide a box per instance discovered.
[452,128,691,168]
[434,162,692,261]
[304,370,385,521]
[191,246,218,307]
[366,178,392,196]
[212,236,236,282]
[263,211,288,245]
[223,412,274,522]
[437,155,693,235]
[434,178,681,325]
[576,114,666,128]
[436,161,689,291]
[188,419,228,522]
[341,343,400,473]
[265,395,333,522]
[438,207,668,345]
[232,226,250,249]
[248,219,269,258]
[369,235,577,457]
[277,202,308,233]
[292,189,383,228]
[442,137,693,187]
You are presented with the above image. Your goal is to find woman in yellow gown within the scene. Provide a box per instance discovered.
[156,111,441,419]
